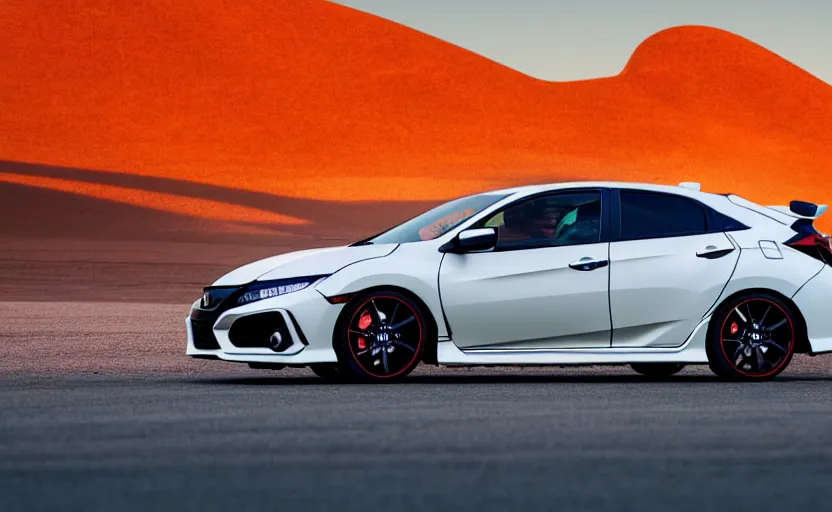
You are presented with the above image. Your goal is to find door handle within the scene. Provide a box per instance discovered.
[569,257,609,271]
[696,245,735,259]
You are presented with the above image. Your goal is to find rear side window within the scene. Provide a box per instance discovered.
[620,191,707,240]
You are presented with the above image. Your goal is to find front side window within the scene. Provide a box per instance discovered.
[620,191,707,240]
[482,191,603,250]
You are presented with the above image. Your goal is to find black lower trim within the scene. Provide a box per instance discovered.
[191,320,221,350]
[286,311,309,346]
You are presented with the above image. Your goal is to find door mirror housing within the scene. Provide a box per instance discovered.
[439,227,497,253]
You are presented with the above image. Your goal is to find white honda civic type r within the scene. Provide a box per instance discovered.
[187,181,832,381]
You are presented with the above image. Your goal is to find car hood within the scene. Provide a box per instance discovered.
[211,244,398,287]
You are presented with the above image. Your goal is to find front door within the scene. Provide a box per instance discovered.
[439,190,613,350]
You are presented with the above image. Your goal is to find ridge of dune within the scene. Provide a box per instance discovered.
[621,26,832,139]
[624,25,827,87]
[0,0,830,226]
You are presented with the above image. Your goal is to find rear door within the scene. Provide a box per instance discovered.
[609,189,739,348]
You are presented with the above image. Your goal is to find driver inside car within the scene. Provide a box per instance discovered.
[498,199,571,245]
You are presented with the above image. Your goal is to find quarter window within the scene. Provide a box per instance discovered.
[620,191,707,240]
[482,192,603,250]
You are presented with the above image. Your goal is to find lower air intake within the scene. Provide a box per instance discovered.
[228,312,293,352]
[191,321,221,350]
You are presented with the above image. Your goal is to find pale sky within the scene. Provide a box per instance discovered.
[331,0,832,84]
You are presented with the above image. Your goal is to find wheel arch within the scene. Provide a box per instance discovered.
[708,287,810,354]
[331,285,441,364]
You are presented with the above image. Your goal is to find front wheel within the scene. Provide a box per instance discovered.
[333,290,428,382]
[630,363,685,378]
[706,293,797,380]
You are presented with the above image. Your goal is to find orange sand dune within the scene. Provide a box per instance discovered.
[1,0,831,220]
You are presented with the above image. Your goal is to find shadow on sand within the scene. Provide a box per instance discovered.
[0,160,441,240]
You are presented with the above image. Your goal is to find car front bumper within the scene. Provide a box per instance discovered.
[185,286,341,365]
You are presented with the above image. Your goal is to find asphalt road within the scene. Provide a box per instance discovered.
[3,372,832,512]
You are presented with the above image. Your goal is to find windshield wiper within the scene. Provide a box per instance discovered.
[349,240,374,246]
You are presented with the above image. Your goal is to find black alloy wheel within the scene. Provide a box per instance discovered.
[334,290,427,382]
[707,293,797,380]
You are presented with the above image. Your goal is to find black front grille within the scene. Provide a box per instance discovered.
[201,286,239,310]
[190,285,241,351]
[191,320,221,350]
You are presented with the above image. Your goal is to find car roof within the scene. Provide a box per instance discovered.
[493,181,715,200]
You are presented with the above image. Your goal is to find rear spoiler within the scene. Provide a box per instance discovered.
[769,201,828,244]
[781,201,832,264]
[768,201,828,220]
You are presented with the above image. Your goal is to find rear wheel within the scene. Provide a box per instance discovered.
[334,290,427,382]
[706,293,797,380]
[630,363,685,378]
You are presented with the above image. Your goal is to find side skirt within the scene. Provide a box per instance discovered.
[437,316,711,366]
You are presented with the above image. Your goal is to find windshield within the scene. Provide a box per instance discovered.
[359,192,511,245]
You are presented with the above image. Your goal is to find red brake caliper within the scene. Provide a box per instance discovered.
[358,311,373,331]
[730,321,739,335]
[356,311,373,351]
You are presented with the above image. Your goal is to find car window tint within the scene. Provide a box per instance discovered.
[620,191,707,240]
[483,192,602,250]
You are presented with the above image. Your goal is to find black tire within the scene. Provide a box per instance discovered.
[706,292,798,380]
[309,364,345,382]
[630,363,685,378]
[333,289,428,382]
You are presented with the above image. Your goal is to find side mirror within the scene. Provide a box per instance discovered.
[439,227,497,253]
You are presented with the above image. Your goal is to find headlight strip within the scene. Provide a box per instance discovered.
[235,275,329,306]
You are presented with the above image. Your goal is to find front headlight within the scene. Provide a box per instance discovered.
[236,276,328,306]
